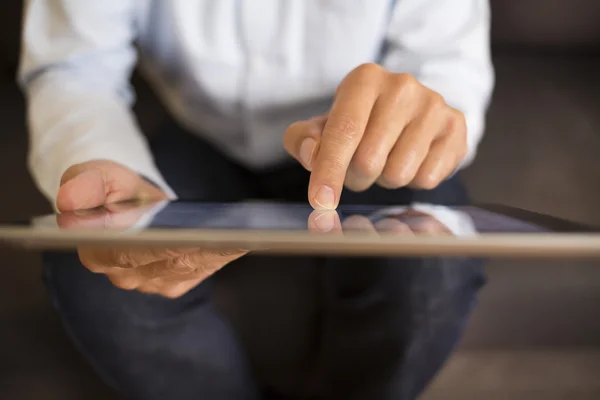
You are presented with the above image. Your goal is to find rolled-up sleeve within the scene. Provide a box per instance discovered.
[18,0,175,206]
[382,0,495,167]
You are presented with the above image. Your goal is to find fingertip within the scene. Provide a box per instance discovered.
[309,184,338,211]
[308,210,342,233]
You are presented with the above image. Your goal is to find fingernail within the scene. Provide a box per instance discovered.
[313,185,336,210]
[299,138,316,170]
[313,211,336,233]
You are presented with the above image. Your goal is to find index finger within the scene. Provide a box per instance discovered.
[308,68,380,210]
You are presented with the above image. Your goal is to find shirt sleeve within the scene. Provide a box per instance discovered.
[18,0,176,207]
[381,0,495,168]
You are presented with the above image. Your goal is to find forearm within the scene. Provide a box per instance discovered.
[19,0,175,207]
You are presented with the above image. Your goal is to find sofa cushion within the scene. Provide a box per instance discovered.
[492,0,600,47]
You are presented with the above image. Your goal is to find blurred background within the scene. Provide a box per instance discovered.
[1,1,600,399]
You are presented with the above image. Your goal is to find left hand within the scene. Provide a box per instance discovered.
[57,202,247,299]
[284,63,468,210]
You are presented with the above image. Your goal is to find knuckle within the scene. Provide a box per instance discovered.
[336,63,383,97]
[196,262,214,277]
[428,92,446,112]
[143,262,162,279]
[393,73,418,91]
[168,254,197,274]
[162,248,184,259]
[320,151,347,175]
[327,112,361,139]
[114,251,137,268]
[351,150,384,178]
[353,62,384,78]
[387,73,419,103]
[213,248,243,258]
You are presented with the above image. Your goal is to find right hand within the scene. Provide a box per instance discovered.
[57,160,247,298]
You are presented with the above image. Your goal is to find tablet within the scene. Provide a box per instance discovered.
[0,201,599,258]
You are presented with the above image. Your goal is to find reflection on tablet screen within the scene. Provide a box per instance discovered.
[35,201,597,236]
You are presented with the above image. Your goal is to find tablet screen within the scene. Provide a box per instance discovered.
[36,201,596,235]
[2,201,598,257]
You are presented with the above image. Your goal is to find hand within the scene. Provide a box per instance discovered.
[78,244,246,299]
[57,160,168,212]
[57,160,246,298]
[284,63,467,210]
[57,200,247,299]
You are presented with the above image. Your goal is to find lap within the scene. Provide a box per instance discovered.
[45,127,483,399]
[44,251,483,399]
[43,252,322,399]
[318,256,483,399]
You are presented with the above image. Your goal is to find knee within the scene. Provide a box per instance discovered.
[407,258,485,327]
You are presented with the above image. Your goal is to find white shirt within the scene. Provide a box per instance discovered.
[19,0,494,204]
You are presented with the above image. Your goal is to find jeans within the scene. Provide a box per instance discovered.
[43,124,485,400]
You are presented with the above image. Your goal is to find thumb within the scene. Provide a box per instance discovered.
[283,115,327,171]
[57,168,109,212]
[56,160,165,212]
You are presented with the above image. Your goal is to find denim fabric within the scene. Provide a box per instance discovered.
[43,124,485,400]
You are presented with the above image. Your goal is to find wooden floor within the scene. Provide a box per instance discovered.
[424,350,600,399]
[1,53,600,398]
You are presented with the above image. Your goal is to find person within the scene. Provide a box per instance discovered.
[19,1,494,399]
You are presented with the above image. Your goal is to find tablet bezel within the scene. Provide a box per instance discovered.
[1,202,599,259]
